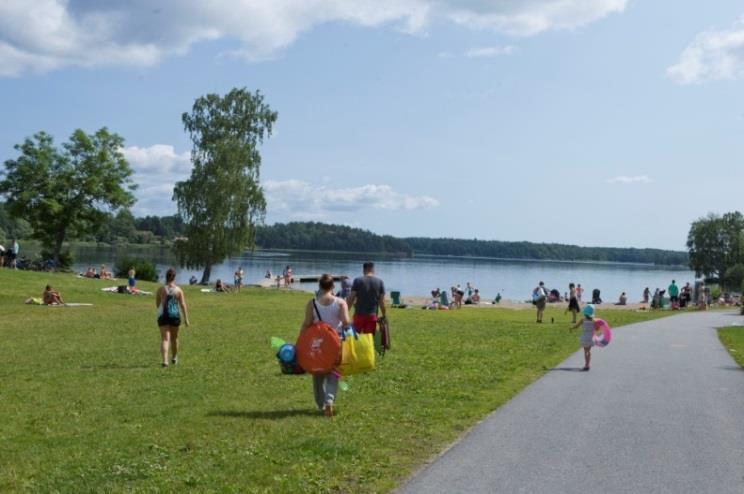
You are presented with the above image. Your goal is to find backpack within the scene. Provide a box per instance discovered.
[165,288,180,320]
[295,300,341,374]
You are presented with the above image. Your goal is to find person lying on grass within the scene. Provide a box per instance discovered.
[43,285,65,305]
[300,274,351,418]
[156,268,190,368]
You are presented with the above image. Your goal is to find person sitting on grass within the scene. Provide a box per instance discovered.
[156,268,190,368]
[100,264,113,280]
[84,266,95,278]
[471,289,481,304]
[43,285,65,305]
[300,274,350,418]
[189,275,198,286]
[215,279,232,293]
[616,292,628,306]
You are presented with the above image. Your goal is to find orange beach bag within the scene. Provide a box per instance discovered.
[295,322,342,374]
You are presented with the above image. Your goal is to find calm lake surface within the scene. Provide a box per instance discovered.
[70,245,694,302]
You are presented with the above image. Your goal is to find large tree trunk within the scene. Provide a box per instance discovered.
[200,264,212,285]
[53,228,66,269]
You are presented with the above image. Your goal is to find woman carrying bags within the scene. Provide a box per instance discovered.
[299,274,351,418]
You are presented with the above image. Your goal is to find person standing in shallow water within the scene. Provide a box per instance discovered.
[156,268,190,368]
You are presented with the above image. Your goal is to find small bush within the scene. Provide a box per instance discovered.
[725,264,744,291]
[710,285,722,301]
[114,257,159,282]
[39,249,74,270]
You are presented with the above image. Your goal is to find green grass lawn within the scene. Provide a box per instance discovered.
[0,269,669,493]
[718,326,744,368]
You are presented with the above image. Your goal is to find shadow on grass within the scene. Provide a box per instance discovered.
[208,409,320,419]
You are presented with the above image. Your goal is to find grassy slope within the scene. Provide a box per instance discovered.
[718,326,744,368]
[0,270,668,493]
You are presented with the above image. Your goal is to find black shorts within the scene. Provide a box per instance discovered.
[158,315,181,327]
[670,295,679,302]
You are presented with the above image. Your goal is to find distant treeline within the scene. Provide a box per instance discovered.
[254,222,687,266]
[404,237,688,266]
[255,222,413,255]
[1,205,688,266]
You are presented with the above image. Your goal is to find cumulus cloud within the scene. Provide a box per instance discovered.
[0,0,628,76]
[465,45,515,58]
[121,144,192,216]
[264,179,439,220]
[605,175,652,184]
[667,16,744,85]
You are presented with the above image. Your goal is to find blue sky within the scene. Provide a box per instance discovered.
[1,1,743,250]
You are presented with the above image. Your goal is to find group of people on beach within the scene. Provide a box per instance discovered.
[425,282,496,310]
[81,264,113,280]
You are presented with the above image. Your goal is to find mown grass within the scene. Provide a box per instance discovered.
[0,269,668,493]
[718,326,744,368]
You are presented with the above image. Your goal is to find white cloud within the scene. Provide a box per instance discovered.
[606,175,652,184]
[667,16,744,85]
[0,0,628,76]
[121,145,192,216]
[447,0,627,36]
[465,45,515,58]
[264,179,439,220]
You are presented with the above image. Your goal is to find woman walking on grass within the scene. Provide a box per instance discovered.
[156,268,190,368]
[299,274,350,418]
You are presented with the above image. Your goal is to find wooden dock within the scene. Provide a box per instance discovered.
[255,274,346,288]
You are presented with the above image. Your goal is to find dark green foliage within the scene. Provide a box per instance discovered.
[0,129,136,265]
[114,257,159,282]
[724,264,744,291]
[255,222,685,265]
[256,222,413,254]
[0,202,32,241]
[39,248,74,270]
[687,211,744,280]
[404,237,687,265]
[134,215,185,239]
[174,88,276,283]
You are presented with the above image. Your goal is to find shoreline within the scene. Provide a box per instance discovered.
[252,281,653,311]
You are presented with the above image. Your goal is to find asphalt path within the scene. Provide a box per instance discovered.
[399,311,744,494]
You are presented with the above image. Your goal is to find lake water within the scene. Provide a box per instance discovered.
[70,245,695,302]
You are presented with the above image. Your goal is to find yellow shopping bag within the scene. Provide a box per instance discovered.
[338,328,375,376]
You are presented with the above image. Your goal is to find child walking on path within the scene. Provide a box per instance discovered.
[570,304,596,371]
[300,274,351,417]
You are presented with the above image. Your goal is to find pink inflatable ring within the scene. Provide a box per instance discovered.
[593,319,612,347]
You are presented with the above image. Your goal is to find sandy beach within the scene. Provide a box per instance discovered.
[253,279,652,311]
